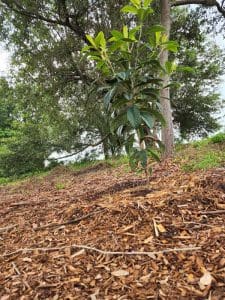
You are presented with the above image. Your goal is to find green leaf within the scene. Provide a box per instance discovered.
[149,25,166,33]
[162,41,178,53]
[141,112,155,129]
[165,61,177,74]
[177,66,194,73]
[148,149,160,162]
[143,0,153,7]
[123,25,128,39]
[155,31,161,46]
[142,88,159,98]
[86,34,97,48]
[130,0,141,8]
[104,86,117,109]
[125,134,135,154]
[81,45,91,52]
[149,109,166,126]
[95,31,106,48]
[127,105,142,128]
[129,26,141,40]
[110,30,123,41]
[116,71,130,81]
[109,40,123,52]
[121,5,138,14]
[138,150,148,168]
[163,82,180,89]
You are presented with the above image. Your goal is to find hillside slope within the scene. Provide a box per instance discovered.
[1,149,225,299]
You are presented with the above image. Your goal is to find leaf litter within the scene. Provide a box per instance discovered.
[0,161,225,299]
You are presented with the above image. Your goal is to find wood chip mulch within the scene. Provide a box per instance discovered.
[0,162,225,299]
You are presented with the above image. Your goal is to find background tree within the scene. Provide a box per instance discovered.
[159,0,225,156]
[0,0,224,177]
[171,7,224,139]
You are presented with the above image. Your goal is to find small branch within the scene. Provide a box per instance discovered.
[153,218,159,237]
[50,134,109,161]
[1,244,201,258]
[171,0,216,6]
[200,210,225,215]
[171,0,225,18]
[12,262,20,275]
[0,224,18,233]
[9,201,36,207]
[35,209,105,230]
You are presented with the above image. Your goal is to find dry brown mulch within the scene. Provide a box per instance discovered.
[0,162,225,299]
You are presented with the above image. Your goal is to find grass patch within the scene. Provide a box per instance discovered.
[68,159,104,172]
[0,169,51,186]
[210,132,225,144]
[55,182,66,190]
[182,151,224,172]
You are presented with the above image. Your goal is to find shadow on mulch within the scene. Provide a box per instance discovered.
[73,162,112,177]
[85,178,148,201]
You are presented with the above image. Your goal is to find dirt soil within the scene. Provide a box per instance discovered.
[1,161,225,299]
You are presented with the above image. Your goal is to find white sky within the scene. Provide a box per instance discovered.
[0,46,10,76]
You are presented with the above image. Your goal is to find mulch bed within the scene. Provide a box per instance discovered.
[0,162,225,299]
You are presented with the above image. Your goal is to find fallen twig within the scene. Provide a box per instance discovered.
[200,210,225,215]
[1,244,201,258]
[153,218,159,237]
[9,201,44,208]
[12,262,20,275]
[0,224,18,233]
[35,209,105,230]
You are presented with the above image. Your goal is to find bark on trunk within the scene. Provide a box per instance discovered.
[160,0,174,158]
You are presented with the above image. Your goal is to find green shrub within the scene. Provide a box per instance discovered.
[210,132,225,144]
[0,124,50,177]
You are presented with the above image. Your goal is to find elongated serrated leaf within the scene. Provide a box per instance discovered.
[104,86,116,109]
[141,112,155,129]
[121,5,138,14]
[127,106,142,128]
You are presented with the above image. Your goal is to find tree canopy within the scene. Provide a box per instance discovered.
[0,0,224,176]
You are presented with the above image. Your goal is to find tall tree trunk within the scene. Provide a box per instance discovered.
[160,0,174,158]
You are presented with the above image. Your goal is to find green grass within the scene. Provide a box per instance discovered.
[0,169,51,186]
[55,182,66,190]
[1,132,224,185]
[181,151,224,172]
[68,155,129,172]
[177,132,225,172]
[210,132,225,144]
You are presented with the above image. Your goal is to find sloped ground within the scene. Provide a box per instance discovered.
[0,161,225,299]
